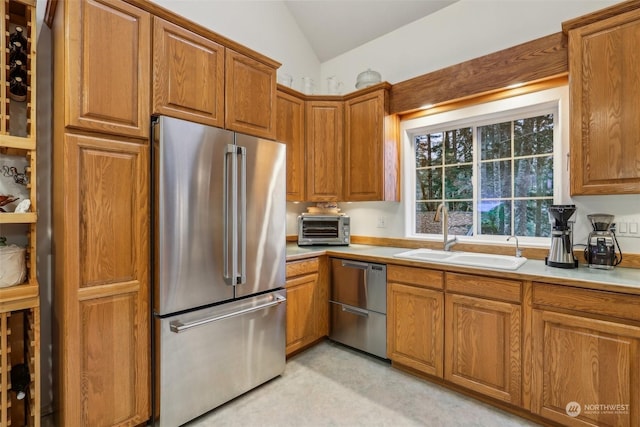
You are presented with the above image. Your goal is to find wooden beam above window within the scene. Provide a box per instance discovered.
[390,32,568,115]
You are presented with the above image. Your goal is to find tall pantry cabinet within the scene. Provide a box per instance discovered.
[0,1,40,425]
[50,0,151,425]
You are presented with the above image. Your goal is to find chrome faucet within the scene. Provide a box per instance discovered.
[507,235,522,257]
[434,203,457,251]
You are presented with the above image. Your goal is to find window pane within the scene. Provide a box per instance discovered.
[449,201,473,236]
[415,133,443,167]
[445,165,473,199]
[514,199,551,237]
[514,156,553,197]
[514,114,554,156]
[415,201,440,234]
[444,128,473,164]
[480,160,511,198]
[416,168,442,200]
[479,122,511,160]
[479,200,512,235]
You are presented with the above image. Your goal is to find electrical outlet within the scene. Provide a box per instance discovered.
[613,215,640,238]
[377,216,387,228]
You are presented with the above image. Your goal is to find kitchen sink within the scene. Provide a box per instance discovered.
[394,249,527,271]
[392,248,454,261]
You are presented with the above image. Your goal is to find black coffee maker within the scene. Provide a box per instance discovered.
[585,213,622,269]
[545,205,578,269]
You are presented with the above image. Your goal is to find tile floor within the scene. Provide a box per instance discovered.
[187,340,538,427]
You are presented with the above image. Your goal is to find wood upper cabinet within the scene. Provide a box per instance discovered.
[63,0,150,139]
[306,100,344,201]
[285,258,328,356]
[277,88,306,201]
[225,49,277,139]
[387,265,444,377]
[152,17,225,127]
[54,132,150,425]
[531,282,640,426]
[444,273,522,405]
[343,85,399,201]
[565,6,640,194]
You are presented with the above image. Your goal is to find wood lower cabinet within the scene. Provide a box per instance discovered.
[277,88,306,201]
[343,85,399,201]
[531,310,640,427]
[306,100,344,202]
[152,16,225,127]
[225,49,277,139]
[52,132,150,425]
[564,5,640,195]
[285,258,328,355]
[531,282,640,426]
[444,273,522,405]
[60,0,151,139]
[387,265,444,377]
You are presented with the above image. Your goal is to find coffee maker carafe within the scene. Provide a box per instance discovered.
[545,205,578,269]
[585,213,621,269]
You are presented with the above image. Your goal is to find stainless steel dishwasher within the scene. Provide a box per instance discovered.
[329,258,387,358]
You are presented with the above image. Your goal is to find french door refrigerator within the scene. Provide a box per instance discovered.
[151,116,287,427]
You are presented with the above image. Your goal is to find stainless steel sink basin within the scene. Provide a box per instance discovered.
[394,248,527,271]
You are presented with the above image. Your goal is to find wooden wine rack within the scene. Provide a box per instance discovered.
[0,0,39,426]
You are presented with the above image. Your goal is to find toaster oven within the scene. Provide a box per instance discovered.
[297,214,350,246]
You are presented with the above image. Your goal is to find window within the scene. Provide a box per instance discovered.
[404,87,568,242]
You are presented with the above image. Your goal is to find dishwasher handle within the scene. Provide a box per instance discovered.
[341,304,369,317]
[170,295,286,333]
[341,259,369,270]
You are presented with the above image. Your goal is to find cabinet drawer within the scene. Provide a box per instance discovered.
[533,282,640,322]
[387,265,443,290]
[446,273,521,303]
[286,258,320,278]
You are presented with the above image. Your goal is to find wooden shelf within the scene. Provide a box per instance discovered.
[0,212,36,224]
[0,282,39,313]
[0,1,40,424]
[0,134,35,151]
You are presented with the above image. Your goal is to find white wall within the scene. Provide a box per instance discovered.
[149,0,321,92]
[320,0,620,88]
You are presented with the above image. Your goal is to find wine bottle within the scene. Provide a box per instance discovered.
[10,363,30,400]
[10,26,27,47]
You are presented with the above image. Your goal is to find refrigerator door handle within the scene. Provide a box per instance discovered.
[223,144,238,286]
[169,295,286,333]
[238,145,247,285]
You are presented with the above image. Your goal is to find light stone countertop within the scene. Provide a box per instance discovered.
[286,243,640,295]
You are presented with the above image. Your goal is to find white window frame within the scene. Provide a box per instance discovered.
[401,86,570,247]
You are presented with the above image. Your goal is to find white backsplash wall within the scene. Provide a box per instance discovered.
[287,196,640,256]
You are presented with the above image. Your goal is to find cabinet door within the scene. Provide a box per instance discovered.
[306,100,343,202]
[532,309,640,427]
[65,0,150,138]
[388,282,443,377]
[285,273,320,355]
[445,293,521,405]
[56,132,150,425]
[343,88,398,201]
[568,8,640,195]
[277,90,306,201]
[225,49,277,139]
[152,17,224,127]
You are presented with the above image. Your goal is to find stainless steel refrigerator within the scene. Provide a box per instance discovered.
[151,116,287,427]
